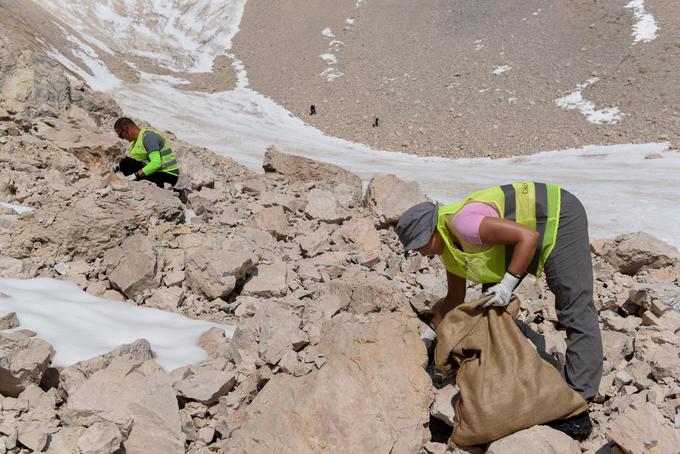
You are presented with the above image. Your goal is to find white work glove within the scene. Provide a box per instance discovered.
[483,272,521,307]
[125,173,138,181]
[110,163,120,173]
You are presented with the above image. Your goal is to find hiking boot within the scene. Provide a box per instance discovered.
[547,410,592,441]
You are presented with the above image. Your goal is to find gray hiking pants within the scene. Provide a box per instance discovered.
[543,189,603,400]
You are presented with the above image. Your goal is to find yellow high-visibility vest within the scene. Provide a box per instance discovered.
[437,182,561,283]
[127,128,179,176]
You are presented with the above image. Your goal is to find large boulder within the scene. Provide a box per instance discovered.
[325,270,405,315]
[304,188,350,224]
[486,425,580,454]
[255,301,308,365]
[0,51,70,117]
[173,364,237,405]
[103,233,160,299]
[60,339,154,396]
[241,262,288,298]
[255,206,289,239]
[602,232,679,275]
[34,105,120,173]
[0,332,54,397]
[608,402,680,454]
[180,233,256,300]
[364,174,429,227]
[262,146,362,195]
[62,357,185,454]
[224,312,432,453]
[3,186,183,261]
[76,421,123,454]
[175,147,217,191]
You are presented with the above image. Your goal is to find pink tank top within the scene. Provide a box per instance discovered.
[447,202,500,252]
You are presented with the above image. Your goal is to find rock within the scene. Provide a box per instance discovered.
[0,312,18,330]
[642,310,680,332]
[0,256,32,278]
[164,269,185,287]
[17,420,52,452]
[62,358,185,454]
[76,421,123,454]
[224,312,432,453]
[486,425,580,454]
[187,188,222,215]
[262,146,362,195]
[256,302,308,365]
[47,426,86,454]
[86,280,109,297]
[33,107,120,166]
[197,426,215,444]
[298,226,332,258]
[602,232,679,275]
[184,240,254,300]
[364,174,429,227]
[175,147,217,191]
[241,262,288,298]
[304,188,350,223]
[602,331,633,371]
[103,233,160,299]
[335,218,382,263]
[608,402,680,454]
[0,332,54,397]
[630,285,680,315]
[60,339,154,396]
[4,187,183,261]
[173,365,236,405]
[645,153,663,159]
[145,286,185,312]
[649,347,680,381]
[198,327,229,359]
[1,55,70,117]
[325,270,404,315]
[601,310,643,332]
[431,384,458,426]
[255,206,289,239]
[228,318,260,373]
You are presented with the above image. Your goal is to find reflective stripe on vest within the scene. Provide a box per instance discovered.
[126,128,179,175]
[436,182,561,283]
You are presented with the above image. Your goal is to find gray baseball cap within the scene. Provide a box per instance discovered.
[395,202,439,252]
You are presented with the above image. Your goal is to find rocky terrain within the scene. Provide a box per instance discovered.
[1,21,680,454]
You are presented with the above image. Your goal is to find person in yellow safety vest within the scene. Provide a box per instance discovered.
[396,182,602,440]
[111,117,180,188]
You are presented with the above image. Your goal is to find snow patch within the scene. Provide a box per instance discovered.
[319,27,344,81]
[319,53,338,65]
[625,0,658,44]
[492,65,511,75]
[0,278,233,371]
[321,27,335,39]
[555,77,623,125]
[0,202,33,214]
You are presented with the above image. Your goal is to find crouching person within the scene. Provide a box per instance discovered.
[112,117,180,188]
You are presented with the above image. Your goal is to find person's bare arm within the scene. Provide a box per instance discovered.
[431,271,466,328]
[478,217,538,276]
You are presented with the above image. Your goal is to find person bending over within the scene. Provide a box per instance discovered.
[396,182,602,438]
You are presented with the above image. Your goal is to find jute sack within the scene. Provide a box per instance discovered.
[434,295,588,446]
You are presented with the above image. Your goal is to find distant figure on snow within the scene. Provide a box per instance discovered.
[372,114,379,127]
[310,105,316,115]
[111,117,180,188]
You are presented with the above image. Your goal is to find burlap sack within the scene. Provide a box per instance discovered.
[434,296,588,446]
